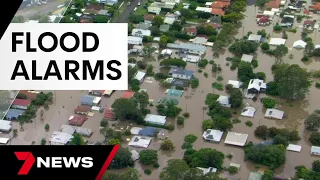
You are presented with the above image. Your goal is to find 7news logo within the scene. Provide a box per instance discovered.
[15,152,93,175]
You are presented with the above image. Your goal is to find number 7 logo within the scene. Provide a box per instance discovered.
[14,152,35,175]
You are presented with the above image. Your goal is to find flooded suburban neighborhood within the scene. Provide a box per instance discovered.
[2,0,320,179]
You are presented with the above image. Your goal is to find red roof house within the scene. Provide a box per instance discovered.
[68,115,87,126]
[258,16,271,25]
[304,9,310,15]
[211,1,230,8]
[185,27,197,36]
[304,20,313,25]
[104,107,116,120]
[121,91,135,99]
[12,99,31,110]
[74,105,91,114]
[310,3,320,13]
[19,90,38,100]
[144,14,154,22]
[266,0,281,8]
[212,8,225,16]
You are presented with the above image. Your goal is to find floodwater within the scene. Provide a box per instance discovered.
[7,2,320,180]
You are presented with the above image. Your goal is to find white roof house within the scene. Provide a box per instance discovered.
[217,95,231,108]
[130,127,143,135]
[197,167,217,175]
[293,40,307,49]
[228,80,243,89]
[248,34,262,42]
[128,36,143,45]
[287,144,302,152]
[182,54,201,63]
[311,146,320,155]
[134,71,146,82]
[131,29,151,37]
[269,38,286,46]
[161,49,172,55]
[128,136,152,148]
[202,129,224,142]
[93,97,101,105]
[263,10,275,17]
[241,107,256,118]
[148,7,161,15]
[248,79,267,92]
[224,132,248,147]
[0,120,12,132]
[144,114,167,125]
[50,131,73,145]
[164,16,176,24]
[196,7,212,13]
[61,124,92,136]
[241,54,254,63]
[265,109,284,120]
[0,138,10,144]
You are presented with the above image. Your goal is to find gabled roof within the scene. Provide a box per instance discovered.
[211,8,225,16]
[81,95,95,104]
[74,105,91,113]
[310,3,320,10]
[248,79,267,91]
[266,0,281,8]
[210,1,230,8]
[6,109,25,119]
[121,91,135,99]
[185,27,197,33]
[104,107,115,119]
[68,115,87,126]
[169,67,194,77]
[12,99,31,106]
[144,14,154,21]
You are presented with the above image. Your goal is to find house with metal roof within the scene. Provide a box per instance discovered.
[138,127,158,136]
[128,36,143,45]
[61,124,93,137]
[131,29,151,37]
[248,34,262,43]
[144,114,167,125]
[49,131,73,145]
[167,43,206,55]
[311,146,320,155]
[136,22,152,30]
[248,172,263,180]
[241,107,256,118]
[247,79,267,94]
[128,136,152,148]
[134,71,146,83]
[165,89,184,97]
[81,95,101,106]
[169,67,194,80]
[216,95,231,108]
[228,80,243,89]
[202,129,224,142]
[241,54,254,63]
[11,99,31,110]
[0,120,12,132]
[160,24,171,32]
[197,167,217,175]
[5,109,25,120]
[265,108,284,120]
[224,132,248,147]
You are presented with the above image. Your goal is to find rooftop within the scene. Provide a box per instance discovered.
[12,99,31,106]
[202,129,224,142]
[224,132,248,146]
[128,136,152,148]
[121,91,135,99]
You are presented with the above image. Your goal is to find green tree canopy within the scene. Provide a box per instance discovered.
[103,168,139,180]
[305,110,320,131]
[110,147,134,169]
[70,133,86,145]
[139,150,158,165]
[111,98,138,120]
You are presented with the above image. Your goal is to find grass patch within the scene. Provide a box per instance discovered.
[212,82,224,91]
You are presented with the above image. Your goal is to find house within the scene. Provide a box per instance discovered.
[144,14,154,24]
[121,91,135,99]
[166,89,184,97]
[11,99,31,110]
[217,95,231,108]
[128,136,152,148]
[293,40,307,49]
[134,71,146,83]
[197,167,217,175]
[161,49,173,56]
[131,150,140,161]
[202,129,224,142]
[257,16,271,26]
[83,3,104,14]
[167,43,206,55]
[68,115,87,126]
[185,27,197,36]
[160,24,170,32]
[265,109,284,120]
[131,29,151,37]
[303,20,314,30]
[181,54,201,63]
[18,90,38,100]
[310,3,320,14]
[248,172,263,180]
[171,78,189,87]
[81,95,101,106]
[5,109,25,120]
[190,37,208,46]
[311,146,320,155]
[0,120,12,132]
[104,107,116,120]
[149,2,175,10]
[248,34,262,43]
[0,137,10,144]
[196,7,212,13]
[241,54,254,63]
[61,124,93,137]
[269,38,286,46]
[49,131,73,145]
[74,105,91,114]
[263,10,275,17]
[161,0,181,4]
[287,144,302,152]
[241,107,256,118]
[164,13,177,25]
[136,22,152,30]
[144,114,167,125]
[224,132,248,147]
[280,15,294,27]
[211,8,225,16]
[148,7,161,15]
[227,80,243,88]
[158,96,179,105]
[98,9,109,16]
[247,79,267,94]
[169,67,194,80]
[138,127,158,136]
[211,1,230,9]
[266,0,281,9]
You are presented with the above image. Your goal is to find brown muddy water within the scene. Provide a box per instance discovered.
[7,3,320,180]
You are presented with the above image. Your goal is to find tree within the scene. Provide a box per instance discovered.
[160,58,187,68]
[143,45,156,58]
[237,62,255,83]
[229,88,243,108]
[103,168,139,180]
[110,147,134,169]
[129,14,144,23]
[12,15,25,23]
[111,98,138,120]
[273,45,288,64]
[256,72,266,80]
[74,0,86,8]
[160,159,190,180]
[159,35,168,48]
[254,125,269,140]
[273,135,289,147]
[305,110,320,131]
[244,144,286,169]
[313,160,320,172]
[266,81,280,96]
[260,42,270,51]
[139,150,158,165]
[150,26,161,36]
[108,138,120,145]
[305,41,315,57]
[262,170,274,180]
[262,97,276,108]
[170,21,182,31]
[229,40,259,56]
[309,132,320,146]
[186,148,225,169]
[94,15,109,23]
[222,13,244,23]
[191,79,199,89]
[274,64,312,100]
[160,138,175,150]
[44,124,50,131]
[133,91,149,110]
[153,15,164,27]
[202,119,214,130]
[70,133,86,145]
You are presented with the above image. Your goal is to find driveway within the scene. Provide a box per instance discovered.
[116,0,140,23]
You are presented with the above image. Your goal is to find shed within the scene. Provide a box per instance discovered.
[202,129,224,142]
[68,115,87,126]
[217,95,231,108]
[228,80,243,88]
[128,136,152,148]
[248,172,263,180]
[134,71,146,83]
[269,38,286,46]
[131,150,140,161]
[50,131,73,145]
[287,144,302,152]
[121,91,135,99]
[11,99,31,110]
[144,114,167,125]
[166,89,184,97]
[81,95,95,106]
[241,54,254,63]
[0,138,10,144]
[265,109,284,120]
[5,109,25,120]
[241,107,256,118]
[0,120,12,132]
[224,132,248,147]
[293,40,307,49]
[197,167,217,175]
[311,146,320,155]
[248,34,262,42]
[138,127,158,136]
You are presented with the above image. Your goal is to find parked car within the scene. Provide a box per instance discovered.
[134,7,137,11]
[127,2,131,5]
[138,2,140,5]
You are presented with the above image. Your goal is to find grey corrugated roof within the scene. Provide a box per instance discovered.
[169,67,194,77]
[167,43,206,53]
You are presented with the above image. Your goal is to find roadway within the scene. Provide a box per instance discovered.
[116,0,140,23]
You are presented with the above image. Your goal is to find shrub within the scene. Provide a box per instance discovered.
[191,79,199,89]
[261,42,270,51]
[183,112,190,118]
[273,23,282,31]
[209,60,215,64]
[140,150,158,165]
[227,166,239,174]
[262,97,276,108]
[129,57,137,63]
[124,129,131,136]
[168,124,175,131]
[316,82,320,88]
[41,138,46,145]
[251,59,258,68]
[100,120,108,127]
[255,72,266,80]
[212,82,224,91]
[144,169,152,175]
[217,76,223,81]
[177,116,185,125]
[255,125,269,140]
[153,163,160,168]
[44,124,50,131]
[202,119,214,130]
[184,134,197,144]
[226,154,233,159]
[232,119,241,124]
[301,56,309,62]
[245,121,253,127]
[198,59,209,68]
[137,61,147,69]
[204,72,208,78]
[181,142,193,149]
[309,132,320,146]
[198,69,203,73]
